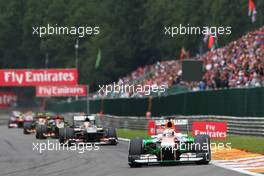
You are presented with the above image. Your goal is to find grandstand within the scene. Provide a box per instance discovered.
[94,26,264,98]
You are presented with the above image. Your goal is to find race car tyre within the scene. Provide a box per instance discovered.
[36,124,47,139]
[54,127,60,138]
[107,127,117,138]
[194,134,211,164]
[59,128,66,143]
[66,127,74,140]
[59,128,74,144]
[106,127,117,145]
[35,125,39,139]
[17,122,23,128]
[128,137,143,168]
[23,121,32,134]
[7,120,12,128]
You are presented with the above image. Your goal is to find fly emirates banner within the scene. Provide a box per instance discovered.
[0,69,78,86]
[36,85,87,97]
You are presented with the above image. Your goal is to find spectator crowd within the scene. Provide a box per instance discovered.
[192,26,264,90]
[94,26,264,98]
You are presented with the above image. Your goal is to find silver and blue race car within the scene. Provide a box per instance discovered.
[59,115,118,145]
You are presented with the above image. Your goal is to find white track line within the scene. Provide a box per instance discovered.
[212,161,264,176]
[118,138,130,142]
[233,156,264,162]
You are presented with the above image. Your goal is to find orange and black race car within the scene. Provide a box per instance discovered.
[23,112,53,135]
[35,114,65,139]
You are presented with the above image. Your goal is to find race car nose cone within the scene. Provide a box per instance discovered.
[161,142,175,148]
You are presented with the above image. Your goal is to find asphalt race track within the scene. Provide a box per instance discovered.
[0,125,250,176]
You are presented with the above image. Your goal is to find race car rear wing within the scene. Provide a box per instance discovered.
[155,119,188,126]
[73,115,95,121]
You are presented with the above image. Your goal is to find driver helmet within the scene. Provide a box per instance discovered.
[164,120,175,137]
[55,115,61,123]
[84,117,90,122]
[166,120,173,128]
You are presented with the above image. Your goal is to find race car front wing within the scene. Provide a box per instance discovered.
[129,153,209,164]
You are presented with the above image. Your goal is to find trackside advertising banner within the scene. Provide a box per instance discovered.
[192,121,227,139]
[148,119,186,135]
[36,85,87,97]
[0,69,78,86]
[0,92,17,108]
[148,120,156,135]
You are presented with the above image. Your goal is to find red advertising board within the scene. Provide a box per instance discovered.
[148,120,156,135]
[0,69,78,86]
[0,92,17,108]
[36,85,87,97]
[192,121,227,139]
[147,119,184,136]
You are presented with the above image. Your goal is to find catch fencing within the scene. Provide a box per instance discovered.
[45,87,264,136]
[99,114,264,136]
[46,87,264,117]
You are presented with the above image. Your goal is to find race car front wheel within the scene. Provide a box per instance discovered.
[107,127,117,138]
[128,137,143,168]
[23,121,32,134]
[194,134,211,164]
[36,124,47,139]
[59,127,74,144]
[107,127,117,145]
[7,120,12,128]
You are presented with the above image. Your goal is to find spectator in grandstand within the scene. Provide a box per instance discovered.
[94,26,264,98]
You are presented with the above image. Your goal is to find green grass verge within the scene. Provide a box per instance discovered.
[117,129,149,139]
[219,135,264,154]
[117,128,264,154]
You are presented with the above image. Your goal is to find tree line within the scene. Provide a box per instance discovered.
[0,0,263,93]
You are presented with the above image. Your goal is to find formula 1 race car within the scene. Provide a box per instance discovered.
[59,115,117,145]
[128,118,211,167]
[35,114,65,139]
[23,112,52,135]
[8,111,24,128]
